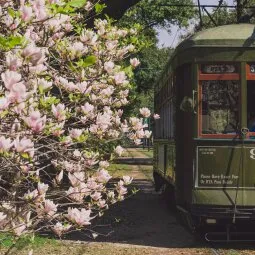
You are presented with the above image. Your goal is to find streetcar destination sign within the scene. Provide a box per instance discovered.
[196,146,255,188]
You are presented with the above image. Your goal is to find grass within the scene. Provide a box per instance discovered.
[123,148,153,158]
[107,163,133,178]
[0,233,57,255]
[108,163,153,181]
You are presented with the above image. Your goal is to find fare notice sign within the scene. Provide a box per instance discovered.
[196,146,255,188]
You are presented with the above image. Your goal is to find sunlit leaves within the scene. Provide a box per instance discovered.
[68,0,87,8]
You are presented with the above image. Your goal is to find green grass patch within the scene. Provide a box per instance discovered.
[0,233,57,250]
[108,163,153,180]
[108,164,133,178]
[139,150,153,158]
[124,148,153,158]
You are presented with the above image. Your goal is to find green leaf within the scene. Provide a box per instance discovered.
[124,66,134,78]
[21,153,30,159]
[76,55,97,68]
[0,36,24,50]
[7,8,16,18]
[83,55,97,67]
[95,3,106,14]
[69,0,87,8]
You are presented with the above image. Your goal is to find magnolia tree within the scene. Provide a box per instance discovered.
[0,0,157,241]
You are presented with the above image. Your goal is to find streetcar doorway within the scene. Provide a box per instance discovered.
[247,81,255,132]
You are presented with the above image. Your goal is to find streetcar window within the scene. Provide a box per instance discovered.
[247,81,255,132]
[201,80,239,134]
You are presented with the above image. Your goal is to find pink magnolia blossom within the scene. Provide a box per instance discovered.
[96,112,112,131]
[91,192,102,201]
[66,186,86,202]
[86,177,101,190]
[20,6,33,22]
[104,61,114,73]
[96,169,112,183]
[133,139,142,145]
[37,182,49,195]
[52,104,67,121]
[116,181,127,196]
[68,172,85,187]
[22,45,46,66]
[24,27,40,42]
[63,161,76,172]
[43,199,58,217]
[38,78,52,90]
[13,102,26,115]
[29,64,47,73]
[114,72,126,85]
[106,40,118,51]
[24,189,38,200]
[33,0,47,21]
[37,199,58,218]
[13,224,26,236]
[7,82,27,103]
[4,14,13,28]
[99,161,110,168]
[69,128,83,139]
[153,113,160,119]
[107,191,115,200]
[101,86,114,97]
[0,136,12,153]
[24,110,46,133]
[139,107,151,118]
[6,54,22,71]
[114,145,124,156]
[84,1,93,11]
[56,77,76,92]
[0,97,9,110]
[81,102,94,115]
[66,208,93,226]
[130,58,140,67]
[73,150,81,158]
[50,122,65,137]
[144,130,152,138]
[123,176,133,185]
[69,42,86,59]
[80,30,98,45]
[0,212,7,225]
[52,222,71,237]
[55,170,63,184]
[14,137,34,158]
[1,70,22,90]
[76,81,91,94]
[20,164,32,174]
[98,199,107,209]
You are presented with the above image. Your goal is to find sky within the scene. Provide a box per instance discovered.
[157,0,234,48]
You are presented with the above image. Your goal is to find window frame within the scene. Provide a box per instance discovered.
[198,63,240,138]
[246,63,255,138]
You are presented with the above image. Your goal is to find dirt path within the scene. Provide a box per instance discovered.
[67,165,202,250]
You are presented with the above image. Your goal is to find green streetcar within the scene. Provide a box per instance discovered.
[153,24,255,240]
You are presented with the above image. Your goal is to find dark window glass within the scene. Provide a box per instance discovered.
[247,81,255,132]
[201,80,239,134]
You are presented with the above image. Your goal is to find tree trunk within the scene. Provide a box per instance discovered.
[236,0,242,22]
[102,0,142,20]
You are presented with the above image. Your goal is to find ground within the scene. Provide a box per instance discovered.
[1,148,255,255]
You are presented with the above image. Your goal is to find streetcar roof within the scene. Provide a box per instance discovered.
[176,24,255,52]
